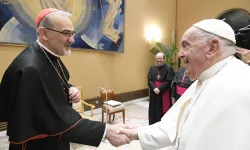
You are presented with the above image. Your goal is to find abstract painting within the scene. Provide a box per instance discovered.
[0,0,125,52]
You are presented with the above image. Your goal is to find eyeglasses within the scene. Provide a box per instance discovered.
[45,28,76,38]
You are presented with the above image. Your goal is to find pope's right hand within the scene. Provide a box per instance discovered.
[117,124,139,141]
[105,124,131,147]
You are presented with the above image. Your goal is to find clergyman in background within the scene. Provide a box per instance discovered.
[171,66,194,104]
[147,52,175,125]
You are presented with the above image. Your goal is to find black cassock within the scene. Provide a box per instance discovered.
[0,42,105,150]
[171,67,194,101]
[147,64,175,125]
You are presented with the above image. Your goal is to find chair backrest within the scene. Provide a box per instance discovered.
[0,122,7,132]
[72,86,84,112]
[100,89,115,104]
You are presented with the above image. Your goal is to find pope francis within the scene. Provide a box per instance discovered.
[118,19,250,150]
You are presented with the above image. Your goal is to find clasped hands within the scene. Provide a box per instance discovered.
[105,124,139,147]
[154,88,160,95]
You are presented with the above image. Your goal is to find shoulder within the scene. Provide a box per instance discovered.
[152,64,157,68]
[178,67,185,71]
[18,65,42,78]
[209,59,250,95]
[22,65,41,73]
[176,67,185,74]
[3,64,42,84]
[149,65,157,69]
[163,64,174,72]
[15,45,44,68]
[164,64,173,69]
[6,47,45,78]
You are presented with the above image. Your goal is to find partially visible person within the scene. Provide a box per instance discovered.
[118,19,250,150]
[236,47,250,65]
[171,66,194,104]
[0,8,129,150]
[147,52,175,125]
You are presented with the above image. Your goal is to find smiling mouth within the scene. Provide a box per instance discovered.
[183,59,189,64]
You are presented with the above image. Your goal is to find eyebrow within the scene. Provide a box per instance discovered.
[61,29,75,32]
[181,40,190,45]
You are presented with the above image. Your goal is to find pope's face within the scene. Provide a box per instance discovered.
[178,27,210,81]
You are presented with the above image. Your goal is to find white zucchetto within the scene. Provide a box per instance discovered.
[193,19,236,44]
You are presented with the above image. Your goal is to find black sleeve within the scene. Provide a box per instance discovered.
[171,74,177,98]
[171,81,176,98]
[158,80,171,92]
[61,120,106,146]
[166,66,175,80]
[3,66,105,145]
[0,69,13,122]
[147,66,156,90]
[158,66,175,92]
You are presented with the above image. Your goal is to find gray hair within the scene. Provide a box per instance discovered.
[194,28,236,59]
[36,10,72,35]
[156,52,165,57]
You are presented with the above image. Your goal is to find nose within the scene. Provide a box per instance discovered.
[178,49,184,59]
[68,35,75,44]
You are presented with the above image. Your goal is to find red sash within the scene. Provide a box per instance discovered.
[176,85,188,95]
[154,81,171,114]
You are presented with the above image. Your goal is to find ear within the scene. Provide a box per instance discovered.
[206,39,220,58]
[38,27,49,41]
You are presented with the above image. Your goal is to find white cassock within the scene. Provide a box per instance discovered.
[138,56,250,150]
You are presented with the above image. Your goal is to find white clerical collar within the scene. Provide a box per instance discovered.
[37,39,60,57]
[198,56,233,82]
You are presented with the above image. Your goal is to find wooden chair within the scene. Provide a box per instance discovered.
[100,89,125,124]
[0,122,7,132]
[72,86,95,120]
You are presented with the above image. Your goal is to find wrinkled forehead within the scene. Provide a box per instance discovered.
[49,14,74,29]
[181,27,201,43]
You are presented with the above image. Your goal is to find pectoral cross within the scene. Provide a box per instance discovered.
[157,74,161,80]
[157,68,161,80]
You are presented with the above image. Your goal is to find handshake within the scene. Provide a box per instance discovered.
[105,124,139,147]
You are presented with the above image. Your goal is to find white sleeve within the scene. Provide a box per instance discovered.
[101,124,107,142]
[138,121,174,150]
[137,85,197,150]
